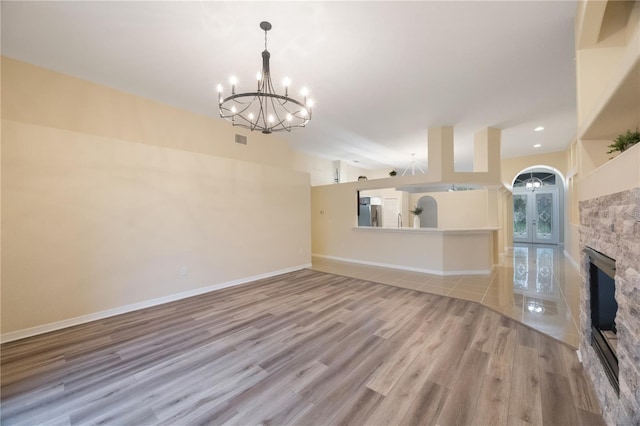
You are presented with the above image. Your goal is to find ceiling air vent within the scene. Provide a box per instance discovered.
[235,134,247,145]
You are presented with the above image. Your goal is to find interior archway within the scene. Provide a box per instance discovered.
[417,196,438,228]
[510,165,565,245]
[511,165,566,189]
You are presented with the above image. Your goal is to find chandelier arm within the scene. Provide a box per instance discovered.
[219,94,259,118]
[217,21,311,134]
[268,81,311,121]
[274,94,310,128]
[256,96,267,131]
[221,93,307,111]
[220,92,311,133]
[220,97,264,132]
[268,94,289,131]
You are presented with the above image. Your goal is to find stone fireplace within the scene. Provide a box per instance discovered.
[580,188,640,425]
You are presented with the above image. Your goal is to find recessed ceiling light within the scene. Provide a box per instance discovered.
[534,126,544,132]
[533,143,542,148]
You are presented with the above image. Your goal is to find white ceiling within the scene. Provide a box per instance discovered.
[1,1,578,171]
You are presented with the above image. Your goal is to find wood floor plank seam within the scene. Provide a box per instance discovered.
[1,270,604,426]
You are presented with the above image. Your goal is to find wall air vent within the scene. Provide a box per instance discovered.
[235,134,247,145]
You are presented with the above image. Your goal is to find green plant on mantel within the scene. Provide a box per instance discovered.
[410,206,423,216]
[389,170,397,176]
[607,129,640,154]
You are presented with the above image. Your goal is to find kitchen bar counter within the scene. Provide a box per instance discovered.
[353,226,500,234]
[313,226,500,276]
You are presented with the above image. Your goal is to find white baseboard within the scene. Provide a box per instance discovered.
[1,263,311,344]
[312,254,491,276]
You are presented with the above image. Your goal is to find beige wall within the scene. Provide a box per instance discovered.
[291,152,394,187]
[310,148,572,269]
[291,151,335,186]
[342,164,393,183]
[1,58,311,337]
[501,143,638,263]
[571,0,639,268]
[295,124,500,188]
[578,139,615,175]
[312,180,498,273]
[0,56,3,333]
[2,58,293,169]
[310,126,507,273]
[579,142,640,201]
[576,1,640,125]
[501,150,568,187]
[408,190,489,229]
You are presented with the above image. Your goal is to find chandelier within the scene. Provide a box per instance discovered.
[524,173,543,192]
[217,21,313,134]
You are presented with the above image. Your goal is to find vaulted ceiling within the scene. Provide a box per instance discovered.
[2,1,578,171]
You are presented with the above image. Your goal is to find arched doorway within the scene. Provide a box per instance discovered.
[511,166,564,245]
[417,196,437,228]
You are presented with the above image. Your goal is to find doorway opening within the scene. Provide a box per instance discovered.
[512,167,563,245]
[416,196,437,228]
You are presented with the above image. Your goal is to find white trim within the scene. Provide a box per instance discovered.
[564,249,581,271]
[510,165,566,189]
[0,264,311,344]
[312,254,492,276]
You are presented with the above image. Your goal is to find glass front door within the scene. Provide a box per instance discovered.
[513,189,558,244]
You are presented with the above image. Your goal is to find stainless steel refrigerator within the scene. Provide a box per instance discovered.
[358,197,381,227]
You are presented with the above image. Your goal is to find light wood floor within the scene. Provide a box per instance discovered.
[312,244,582,348]
[1,269,604,425]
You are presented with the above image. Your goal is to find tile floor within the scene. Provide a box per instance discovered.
[311,243,581,347]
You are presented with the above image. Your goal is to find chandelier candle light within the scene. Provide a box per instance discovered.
[525,172,543,192]
[217,21,313,134]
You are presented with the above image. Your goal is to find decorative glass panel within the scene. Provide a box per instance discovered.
[513,247,529,290]
[536,248,554,293]
[513,172,556,188]
[535,193,553,240]
[513,194,528,239]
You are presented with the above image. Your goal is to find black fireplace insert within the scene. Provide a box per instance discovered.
[584,246,619,395]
